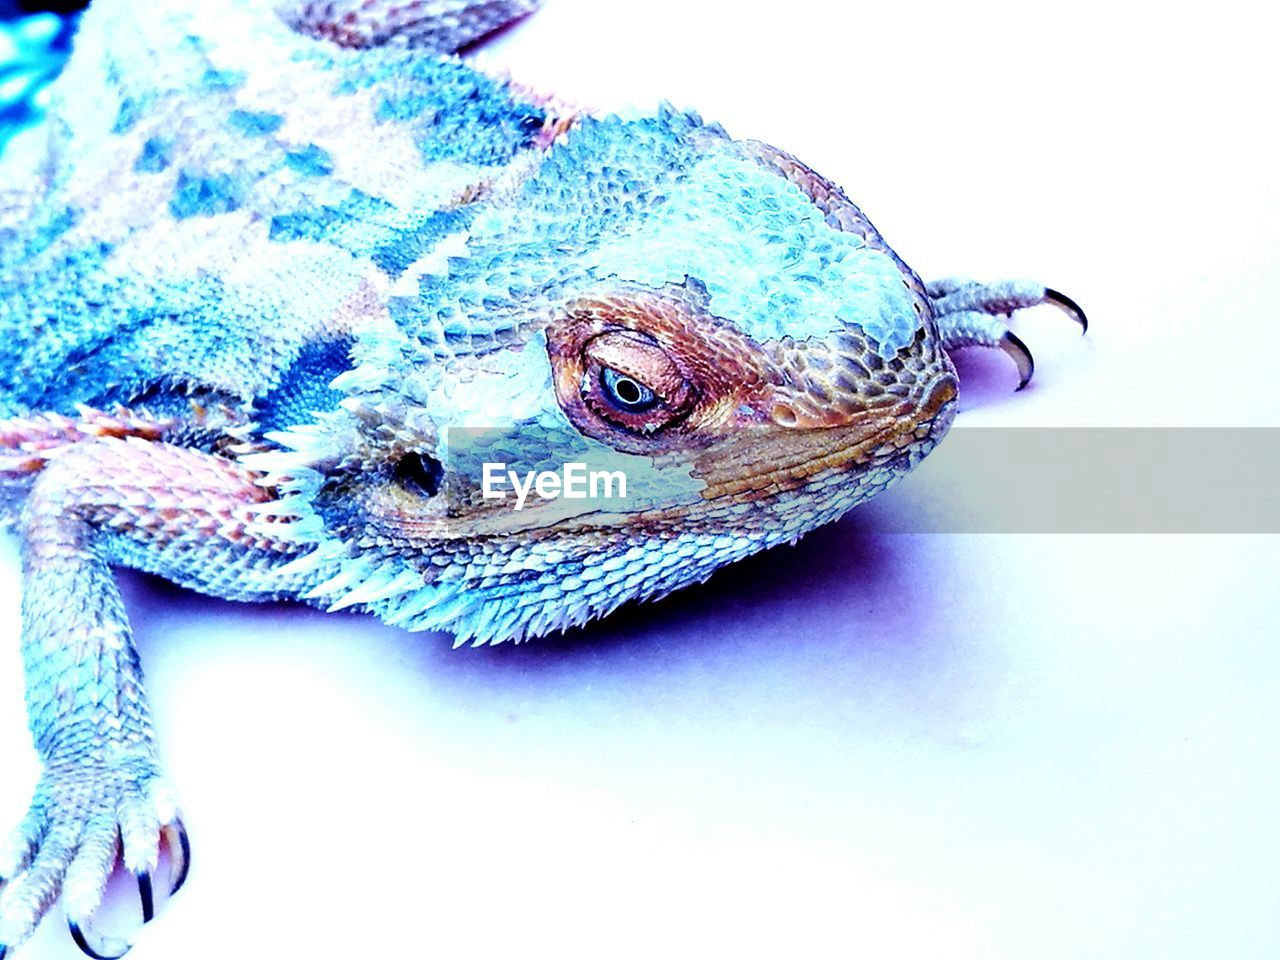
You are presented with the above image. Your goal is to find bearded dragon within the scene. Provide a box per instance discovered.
[0,1,1085,955]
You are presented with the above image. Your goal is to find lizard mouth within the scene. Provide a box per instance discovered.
[692,372,958,502]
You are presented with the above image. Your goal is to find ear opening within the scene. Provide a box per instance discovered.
[391,450,444,498]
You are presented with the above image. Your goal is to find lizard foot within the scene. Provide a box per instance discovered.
[927,277,1087,390]
[0,759,187,958]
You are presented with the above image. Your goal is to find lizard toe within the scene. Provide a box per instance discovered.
[0,798,47,882]
[928,278,1086,391]
[0,818,79,947]
[0,763,187,953]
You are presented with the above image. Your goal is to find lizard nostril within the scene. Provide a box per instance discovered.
[393,451,444,499]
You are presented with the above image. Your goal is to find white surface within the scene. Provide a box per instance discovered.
[2,1,1278,958]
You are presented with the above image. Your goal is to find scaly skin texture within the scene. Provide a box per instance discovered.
[0,1,1083,954]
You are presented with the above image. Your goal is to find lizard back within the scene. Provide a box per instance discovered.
[0,0,546,419]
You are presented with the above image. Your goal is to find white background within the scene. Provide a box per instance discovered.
[2,1,1278,957]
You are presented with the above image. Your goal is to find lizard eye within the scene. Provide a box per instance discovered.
[578,331,693,435]
[599,367,658,413]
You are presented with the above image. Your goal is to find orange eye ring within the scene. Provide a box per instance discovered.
[545,287,769,451]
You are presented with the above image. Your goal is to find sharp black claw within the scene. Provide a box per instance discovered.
[1044,287,1088,334]
[137,871,155,923]
[68,921,131,960]
[164,821,191,895]
[1000,331,1035,391]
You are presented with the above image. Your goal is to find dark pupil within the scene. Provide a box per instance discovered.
[614,377,643,405]
[601,367,656,412]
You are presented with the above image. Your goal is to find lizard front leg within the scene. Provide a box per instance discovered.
[927,278,1088,390]
[0,433,303,958]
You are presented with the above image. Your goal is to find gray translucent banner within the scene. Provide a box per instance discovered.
[859,427,1280,533]
[439,427,1280,534]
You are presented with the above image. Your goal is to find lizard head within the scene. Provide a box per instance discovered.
[257,108,957,643]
